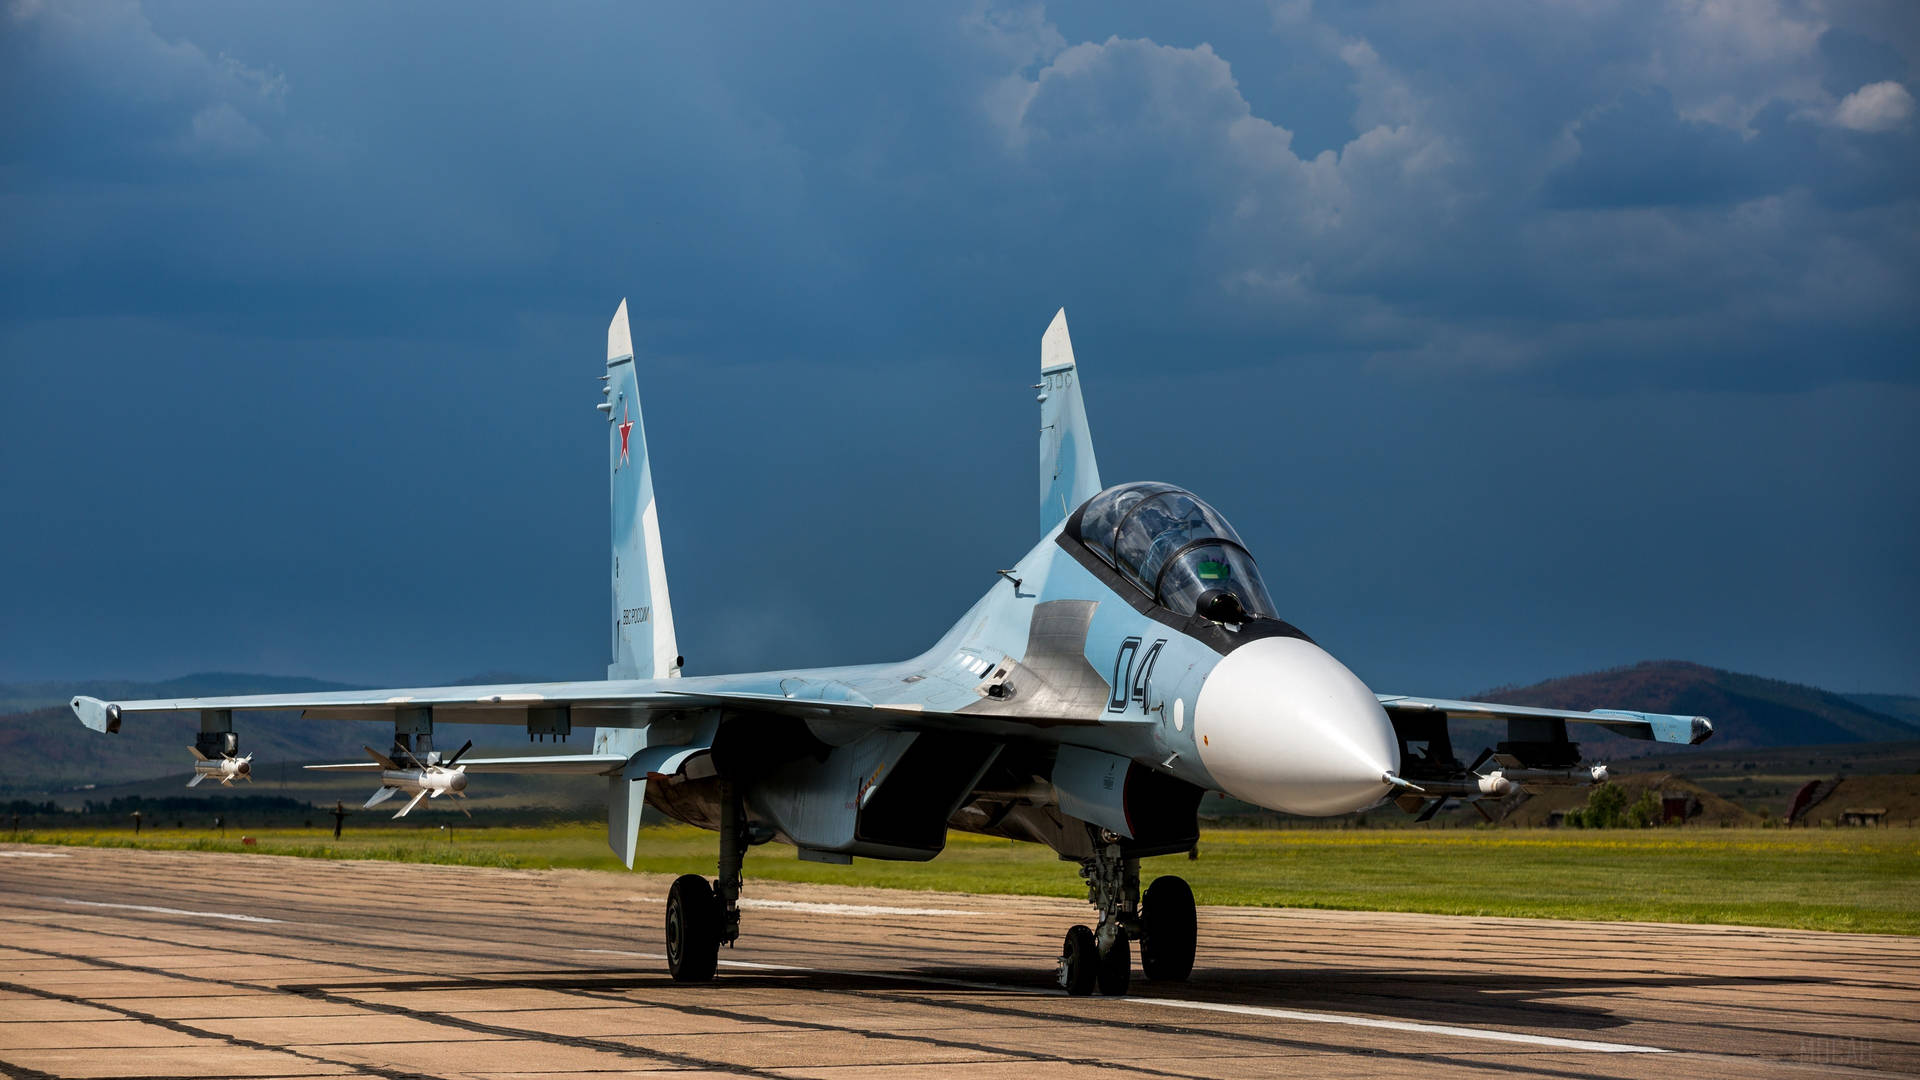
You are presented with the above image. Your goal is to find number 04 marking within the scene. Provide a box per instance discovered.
[1109,637,1166,714]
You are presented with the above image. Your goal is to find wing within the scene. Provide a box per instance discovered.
[305,754,630,775]
[1375,694,1713,745]
[69,672,1084,737]
[70,680,735,733]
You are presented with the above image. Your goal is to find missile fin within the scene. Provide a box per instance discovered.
[394,790,429,818]
[364,787,399,809]
[187,773,206,788]
[443,740,474,768]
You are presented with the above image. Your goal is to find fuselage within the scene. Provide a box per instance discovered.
[640,481,1400,823]
[929,481,1401,818]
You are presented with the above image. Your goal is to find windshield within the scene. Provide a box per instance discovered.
[1072,483,1277,621]
[1156,543,1277,620]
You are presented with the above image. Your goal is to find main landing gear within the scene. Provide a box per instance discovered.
[665,782,748,982]
[1057,840,1196,996]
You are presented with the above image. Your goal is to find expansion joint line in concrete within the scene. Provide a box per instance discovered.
[0,942,776,1080]
[0,978,433,1080]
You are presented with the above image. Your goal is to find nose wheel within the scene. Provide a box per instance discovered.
[1058,924,1097,995]
[1056,839,1197,996]
[1057,923,1134,997]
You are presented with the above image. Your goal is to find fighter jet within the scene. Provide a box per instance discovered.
[70,303,1712,995]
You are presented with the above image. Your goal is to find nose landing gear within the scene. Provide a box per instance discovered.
[1056,841,1196,996]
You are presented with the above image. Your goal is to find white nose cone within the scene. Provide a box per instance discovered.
[1193,636,1399,816]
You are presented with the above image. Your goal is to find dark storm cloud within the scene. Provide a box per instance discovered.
[2,0,1916,694]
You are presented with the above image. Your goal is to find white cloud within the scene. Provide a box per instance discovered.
[970,3,1915,379]
[1645,0,1828,131]
[969,2,1067,146]
[1834,80,1914,132]
[11,0,287,161]
[983,27,1485,363]
[1338,38,1420,131]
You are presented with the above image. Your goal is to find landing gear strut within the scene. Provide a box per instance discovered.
[1056,838,1196,996]
[665,781,748,982]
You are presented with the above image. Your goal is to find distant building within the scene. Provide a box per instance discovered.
[1661,793,1700,824]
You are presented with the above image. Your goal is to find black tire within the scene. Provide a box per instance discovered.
[1096,933,1131,997]
[1058,924,1097,996]
[666,873,721,982]
[1140,875,1196,982]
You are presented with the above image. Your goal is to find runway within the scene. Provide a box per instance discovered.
[2,844,1914,1079]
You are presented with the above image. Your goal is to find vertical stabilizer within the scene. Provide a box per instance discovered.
[1038,308,1102,533]
[605,299,680,681]
[601,299,677,866]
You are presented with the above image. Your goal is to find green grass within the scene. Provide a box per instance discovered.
[15,825,1917,936]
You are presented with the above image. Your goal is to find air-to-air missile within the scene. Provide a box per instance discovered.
[358,740,474,818]
[186,746,252,788]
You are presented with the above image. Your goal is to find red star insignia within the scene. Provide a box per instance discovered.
[618,404,634,467]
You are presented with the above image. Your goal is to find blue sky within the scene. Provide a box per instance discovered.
[2,0,1916,696]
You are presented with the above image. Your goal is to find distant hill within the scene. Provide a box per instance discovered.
[1472,661,1920,749]
[1847,693,1920,728]
[0,672,362,714]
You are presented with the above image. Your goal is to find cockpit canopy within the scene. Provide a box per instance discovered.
[1071,482,1278,621]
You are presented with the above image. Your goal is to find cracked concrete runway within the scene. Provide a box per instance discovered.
[1,844,1914,1078]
